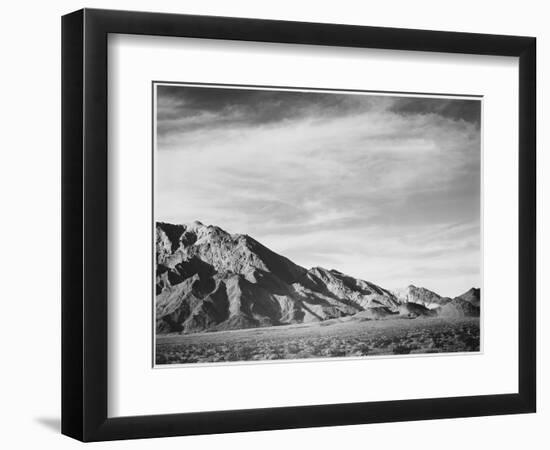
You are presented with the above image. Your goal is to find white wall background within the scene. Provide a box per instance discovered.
[0,0,546,448]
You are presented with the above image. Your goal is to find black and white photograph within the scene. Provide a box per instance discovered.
[0,1,542,447]
[154,83,482,365]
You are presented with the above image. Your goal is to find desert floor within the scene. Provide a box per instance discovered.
[155,316,480,365]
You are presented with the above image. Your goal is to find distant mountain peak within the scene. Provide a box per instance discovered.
[393,285,447,309]
[461,287,480,295]
[454,287,481,307]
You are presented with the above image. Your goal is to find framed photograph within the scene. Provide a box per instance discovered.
[62,8,536,442]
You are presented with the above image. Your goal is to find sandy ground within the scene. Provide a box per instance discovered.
[156,317,480,365]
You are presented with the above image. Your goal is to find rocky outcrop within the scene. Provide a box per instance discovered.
[393,285,451,309]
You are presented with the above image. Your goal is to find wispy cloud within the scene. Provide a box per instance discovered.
[155,85,481,297]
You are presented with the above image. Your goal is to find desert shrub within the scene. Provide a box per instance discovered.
[463,336,479,351]
[329,346,347,357]
[355,343,370,355]
[226,351,240,361]
[286,343,300,354]
[392,344,412,355]
[305,343,323,356]
[237,345,255,360]
[156,353,168,364]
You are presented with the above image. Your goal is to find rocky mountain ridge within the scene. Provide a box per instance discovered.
[392,285,452,309]
[156,221,480,334]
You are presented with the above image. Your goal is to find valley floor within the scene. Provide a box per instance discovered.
[155,316,480,365]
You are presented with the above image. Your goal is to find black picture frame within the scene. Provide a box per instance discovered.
[61,8,536,442]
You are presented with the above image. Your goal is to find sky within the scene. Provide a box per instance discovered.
[155,84,481,298]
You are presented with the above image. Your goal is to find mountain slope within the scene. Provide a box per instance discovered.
[155,221,480,333]
[438,287,481,318]
[455,287,481,307]
[156,221,401,333]
[393,285,451,309]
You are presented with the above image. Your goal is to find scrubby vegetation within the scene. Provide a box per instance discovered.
[156,317,480,365]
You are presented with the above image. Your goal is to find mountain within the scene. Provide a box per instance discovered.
[393,285,452,309]
[438,288,481,318]
[455,287,481,307]
[156,221,404,334]
[156,221,480,334]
